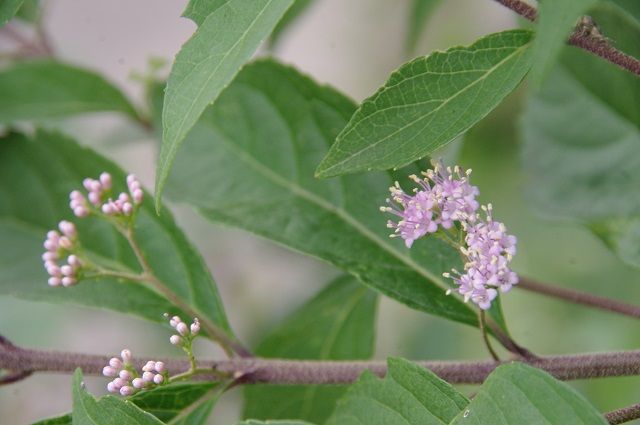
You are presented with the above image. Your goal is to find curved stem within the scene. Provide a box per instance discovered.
[492,0,640,76]
[479,311,500,361]
[517,277,640,319]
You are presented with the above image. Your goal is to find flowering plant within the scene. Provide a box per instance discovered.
[1,1,640,424]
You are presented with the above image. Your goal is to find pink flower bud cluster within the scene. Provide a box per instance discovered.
[42,221,82,287]
[68,172,143,218]
[103,349,167,396]
[167,315,200,346]
[382,162,479,248]
[382,162,518,310]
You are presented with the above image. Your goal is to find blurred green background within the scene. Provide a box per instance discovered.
[1,0,639,423]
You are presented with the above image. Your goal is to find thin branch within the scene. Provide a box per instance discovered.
[492,0,640,76]
[518,277,640,319]
[3,336,640,385]
[606,403,640,425]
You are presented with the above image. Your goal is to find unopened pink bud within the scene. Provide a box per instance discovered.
[190,322,200,335]
[88,191,101,206]
[118,192,130,203]
[61,277,76,287]
[169,335,182,346]
[58,221,76,237]
[48,277,62,287]
[44,239,58,251]
[102,203,115,215]
[132,378,144,389]
[89,180,101,193]
[122,202,133,215]
[119,370,132,381]
[107,382,118,393]
[58,236,73,250]
[120,386,134,396]
[67,255,81,267]
[120,349,132,364]
[83,178,93,191]
[46,230,60,241]
[42,251,58,262]
[153,374,164,385]
[142,361,155,372]
[74,207,89,218]
[126,174,137,185]
[103,366,117,377]
[112,377,126,389]
[109,357,122,369]
[142,371,154,382]
[61,265,74,276]
[99,172,112,190]
[176,322,189,336]
[132,189,143,205]
[45,263,61,276]
[154,362,165,373]
[70,190,83,201]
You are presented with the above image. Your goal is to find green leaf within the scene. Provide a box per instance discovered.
[0,131,234,340]
[314,29,533,178]
[608,0,640,23]
[449,363,607,424]
[521,4,640,267]
[0,0,24,26]
[160,59,498,335]
[405,0,443,53]
[72,369,164,425]
[243,276,377,423]
[529,0,597,86]
[238,421,315,425]
[157,0,295,211]
[32,382,218,425]
[327,357,469,425]
[15,0,40,22]
[0,61,138,123]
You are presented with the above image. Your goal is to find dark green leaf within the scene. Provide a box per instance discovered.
[405,0,443,53]
[530,0,597,86]
[161,59,495,334]
[0,131,233,338]
[608,0,640,22]
[238,421,315,425]
[521,5,640,267]
[315,30,533,178]
[0,0,24,26]
[157,0,295,210]
[15,0,40,22]
[449,363,607,424]
[244,276,377,423]
[32,382,217,425]
[327,357,468,425]
[0,61,138,123]
[72,369,164,425]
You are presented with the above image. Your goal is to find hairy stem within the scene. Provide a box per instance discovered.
[492,0,640,76]
[518,277,640,319]
[605,403,640,425]
[3,336,640,385]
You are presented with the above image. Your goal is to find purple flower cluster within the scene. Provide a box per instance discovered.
[382,162,518,310]
[42,221,82,287]
[69,172,143,218]
[167,314,200,346]
[102,349,168,396]
[382,163,479,248]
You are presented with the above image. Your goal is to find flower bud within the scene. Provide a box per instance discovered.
[73,207,89,218]
[169,335,182,346]
[107,381,117,393]
[99,172,112,190]
[48,277,62,287]
[176,322,189,336]
[58,236,73,250]
[67,255,81,267]
[119,369,132,381]
[142,361,155,372]
[154,362,165,373]
[58,221,76,238]
[122,202,133,216]
[190,321,200,335]
[132,378,144,389]
[43,239,58,251]
[120,386,134,396]
[61,277,76,287]
[109,357,122,369]
[42,251,57,262]
[142,371,154,382]
[60,265,74,277]
[102,366,117,377]
[120,349,132,364]
[112,377,126,389]
[153,374,164,385]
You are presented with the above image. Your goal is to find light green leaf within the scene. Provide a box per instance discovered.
[161,59,501,334]
[32,383,218,425]
[270,0,315,47]
[327,357,468,425]
[0,61,138,123]
[449,363,607,424]
[0,0,24,26]
[243,276,377,423]
[72,369,164,425]
[157,0,295,211]
[521,4,640,267]
[530,0,597,86]
[608,0,640,23]
[0,131,234,341]
[238,421,315,425]
[405,0,443,53]
[314,29,533,178]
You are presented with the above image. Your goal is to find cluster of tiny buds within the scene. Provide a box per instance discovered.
[166,314,200,346]
[69,172,143,218]
[43,221,82,287]
[102,349,168,396]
